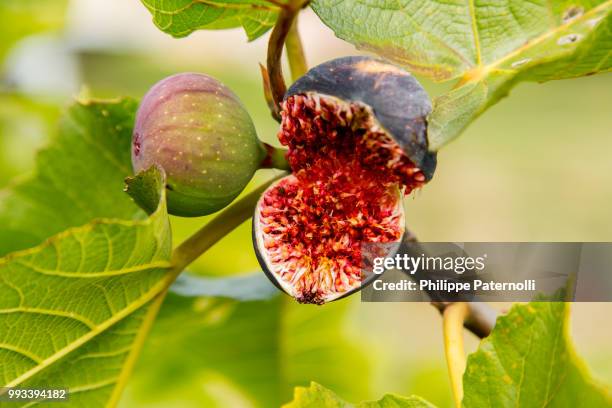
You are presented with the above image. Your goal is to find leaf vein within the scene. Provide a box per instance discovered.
[467,0,482,65]
[482,0,611,74]
[4,268,174,388]
[0,343,43,364]
[0,307,96,330]
[14,259,171,278]
[355,0,474,66]
[65,114,131,176]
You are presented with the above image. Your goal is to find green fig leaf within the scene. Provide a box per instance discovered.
[0,99,142,257]
[0,93,60,186]
[140,0,280,41]
[0,99,176,407]
[169,271,278,300]
[463,302,612,407]
[283,382,435,408]
[311,0,612,149]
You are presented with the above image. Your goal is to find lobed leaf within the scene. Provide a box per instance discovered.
[0,100,141,257]
[311,0,612,149]
[140,0,280,41]
[283,382,435,408]
[463,302,612,407]
[0,99,175,406]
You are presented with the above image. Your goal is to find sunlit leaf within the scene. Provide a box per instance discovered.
[311,0,612,149]
[0,100,140,256]
[463,302,612,407]
[284,382,435,408]
[140,0,280,41]
[0,99,175,407]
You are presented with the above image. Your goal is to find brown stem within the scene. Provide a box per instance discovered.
[433,301,498,339]
[402,232,498,339]
[259,63,279,120]
[266,0,306,120]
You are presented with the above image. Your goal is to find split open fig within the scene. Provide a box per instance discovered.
[253,56,436,304]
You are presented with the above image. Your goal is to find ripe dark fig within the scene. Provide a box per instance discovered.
[253,56,435,304]
[132,73,266,217]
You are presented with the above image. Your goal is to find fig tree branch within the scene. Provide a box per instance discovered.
[171,175,285,272]
[443,302,469,408]
[402,231,498,339]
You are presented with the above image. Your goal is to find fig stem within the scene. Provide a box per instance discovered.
[171,175,285,272]
[443,302,469,408]
[261,143,291,170]
[285,16,308,82]
[266,0,308,120]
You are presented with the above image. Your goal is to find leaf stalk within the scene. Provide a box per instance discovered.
[443,302,469,408]
[285,17,308,82]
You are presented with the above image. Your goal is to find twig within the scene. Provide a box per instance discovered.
[443,302,469,408]
[432,301,498,339]
[266,0,308,119]
[171,176,284,272]
[195,0,280,11]
[259,63,279,120]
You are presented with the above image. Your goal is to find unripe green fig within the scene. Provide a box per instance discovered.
[132,73,265,216]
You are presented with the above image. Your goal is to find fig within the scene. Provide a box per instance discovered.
[253,56,435,304]
[132,73,266,216]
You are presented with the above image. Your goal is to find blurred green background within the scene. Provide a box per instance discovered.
[1,1,611,407]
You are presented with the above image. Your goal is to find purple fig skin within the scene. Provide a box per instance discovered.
[132,73,265,216]
[286,56,436,180]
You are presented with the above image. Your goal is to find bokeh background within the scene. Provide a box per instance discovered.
[1,1,611,406]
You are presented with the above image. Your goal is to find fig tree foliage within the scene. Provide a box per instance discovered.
[311,0,611,149]
[0,0,610,407]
